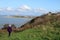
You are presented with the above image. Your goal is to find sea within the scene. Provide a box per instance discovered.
[0,15,32,29]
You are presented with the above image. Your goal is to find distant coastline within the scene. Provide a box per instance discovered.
[4,15,36,18]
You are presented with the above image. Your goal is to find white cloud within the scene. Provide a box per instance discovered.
[17,5,48,13]
[20,5,31,10]
[6,7,13,11]
[34,8,48,13]
[18,5,31,11]
[0,8,3,11]
[0,5,49,16]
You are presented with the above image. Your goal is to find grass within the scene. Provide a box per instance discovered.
[0,23,60,40]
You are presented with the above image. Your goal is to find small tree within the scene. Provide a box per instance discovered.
[2,24,9,29]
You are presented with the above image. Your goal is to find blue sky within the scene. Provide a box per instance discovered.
[0,0,60,10]
[0,0,60,16]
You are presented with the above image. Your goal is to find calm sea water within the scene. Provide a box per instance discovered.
[0,15,32,28]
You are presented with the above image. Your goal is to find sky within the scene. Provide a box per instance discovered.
[0,0,60,16]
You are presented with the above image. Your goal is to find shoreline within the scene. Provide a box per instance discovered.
[4,16,35,19]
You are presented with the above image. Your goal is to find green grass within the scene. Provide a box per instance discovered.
[0,23,60,40]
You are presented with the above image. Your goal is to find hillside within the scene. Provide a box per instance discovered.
[0,12,60,40]
[18,12,60,31]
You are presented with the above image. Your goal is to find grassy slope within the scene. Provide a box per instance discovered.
[0,24,60,40]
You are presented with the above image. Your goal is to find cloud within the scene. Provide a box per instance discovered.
[20,5,31,10]
[0,8,3,11]
[6,7,13,11]
[17,5,48,13]
[34,8,48,13]
[18,5,31,11]
[0,5,48,16]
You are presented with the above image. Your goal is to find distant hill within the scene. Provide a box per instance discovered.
[4,15,36,18]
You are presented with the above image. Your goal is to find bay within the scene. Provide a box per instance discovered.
[0,15,32,29]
